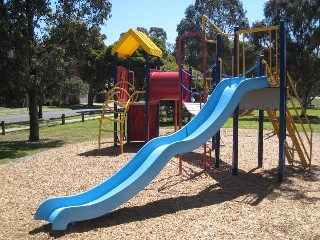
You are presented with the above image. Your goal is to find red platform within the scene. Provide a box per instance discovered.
[128,101,159,142]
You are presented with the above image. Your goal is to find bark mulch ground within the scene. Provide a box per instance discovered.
[1,128,319,239]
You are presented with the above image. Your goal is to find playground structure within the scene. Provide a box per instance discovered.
[98,28,190,152]
[35,17,313,230]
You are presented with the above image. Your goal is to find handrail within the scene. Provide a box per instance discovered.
[236,25,279,35]
[237,25,279,84]
[262,60,278,86]
[285,106,311,167]
[202,15,233,44]
[287,72,313,165]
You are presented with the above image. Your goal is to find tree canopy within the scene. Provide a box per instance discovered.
[176,0,249,71]
[1,0,320,143]
[264,0,320,108]
[0,0,112,141]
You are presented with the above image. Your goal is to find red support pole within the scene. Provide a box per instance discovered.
[201,31,209,170]
[177,31,207,173]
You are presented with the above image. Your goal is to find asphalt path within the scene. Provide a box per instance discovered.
[0,107,102,124]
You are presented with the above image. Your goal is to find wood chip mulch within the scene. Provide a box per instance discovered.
[1,128,320,239]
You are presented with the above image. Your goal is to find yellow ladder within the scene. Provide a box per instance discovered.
[266,72,313,170]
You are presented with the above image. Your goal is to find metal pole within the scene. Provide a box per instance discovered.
[113,53,118,146]
[258,110,264,168]
[188,66,193,102]
[61,114,65,125]
[232,26,239,176]
[257,55,264,168]
[127,57,131,143]
[1,121,5,135]
[157,57,161,70]
[145,53,150,141]
[278,20,287,181]
[258,55,265,76]
[214,33,222,168]
[179,65,184,129]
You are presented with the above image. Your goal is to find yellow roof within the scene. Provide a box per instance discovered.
[111,28,163,58]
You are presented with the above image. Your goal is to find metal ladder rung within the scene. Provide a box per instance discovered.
[286,146,296,151]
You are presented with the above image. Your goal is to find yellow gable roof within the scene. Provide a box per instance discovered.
[111,28,163,58]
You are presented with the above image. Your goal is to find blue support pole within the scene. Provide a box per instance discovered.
[156,56,160,138]
[258,55,265,76]
[189,66,193,102]
[232,27,239,176]
[145,53,150,142]
[215,34,222,86]
[127,57,131,143]
[257,55,264,168]
[258,110,264,168]
[156,57,161,70]
[214,33,222,168]
[127,57,131,85]
[278,20,287,181]
[113,53,118,146]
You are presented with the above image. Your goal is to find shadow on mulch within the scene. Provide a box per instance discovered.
[29,151,320,238]
[79,142,145,157]
[0,139,64,162]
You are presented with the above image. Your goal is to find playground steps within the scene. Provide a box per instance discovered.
[266,109,309,169]
[265,72,313,170]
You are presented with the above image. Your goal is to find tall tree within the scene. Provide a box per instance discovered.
[176,0,249,72]
[264,0,320,110]
[47,21,107,106]
[149,27,167,42]
[0,0,111,141]
[0,0,52,141]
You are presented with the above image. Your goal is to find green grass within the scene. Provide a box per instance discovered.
[1,105,319,164]
[0,118,108,164]
[223,108,319,132]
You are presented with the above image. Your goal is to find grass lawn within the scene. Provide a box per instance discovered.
[0,119,103,164]
[1,105,319,164]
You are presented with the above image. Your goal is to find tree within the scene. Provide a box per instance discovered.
[0,0,112,141]
[149,27,167,42]
[0,0,52,141]
[176,0,249,72]
[264,0,320,110]
[83,47,111,106]
[136,27,149,36]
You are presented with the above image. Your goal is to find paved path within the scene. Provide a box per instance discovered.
[0,107,102,134]
[0,107,102,124]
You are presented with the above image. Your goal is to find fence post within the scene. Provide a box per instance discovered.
[1,121,5,135]
[61,114,65,125]
[81,113,85,122]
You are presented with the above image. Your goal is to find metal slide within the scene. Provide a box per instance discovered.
[35,76,269,230]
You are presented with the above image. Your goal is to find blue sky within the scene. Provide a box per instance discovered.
[103,0,268,46]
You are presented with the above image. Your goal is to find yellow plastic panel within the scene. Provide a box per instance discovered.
[112,28,163,58]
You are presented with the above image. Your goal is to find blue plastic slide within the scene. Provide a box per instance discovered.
[35,76,269,230]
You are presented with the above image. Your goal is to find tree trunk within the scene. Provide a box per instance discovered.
[87,83,94,107]
[87,92,94,107]
[38,98,43,119]
[28,88,39,141]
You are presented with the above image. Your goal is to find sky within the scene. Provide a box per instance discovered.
[103,0,268,46]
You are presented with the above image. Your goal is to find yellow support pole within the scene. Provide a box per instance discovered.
[269,30,272,74]
[242,33,245,76]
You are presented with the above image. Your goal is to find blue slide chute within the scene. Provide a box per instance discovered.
[35,76,269,230]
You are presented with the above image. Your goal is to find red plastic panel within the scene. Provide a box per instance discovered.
[128,102,158,142]
[150,70,190,101]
